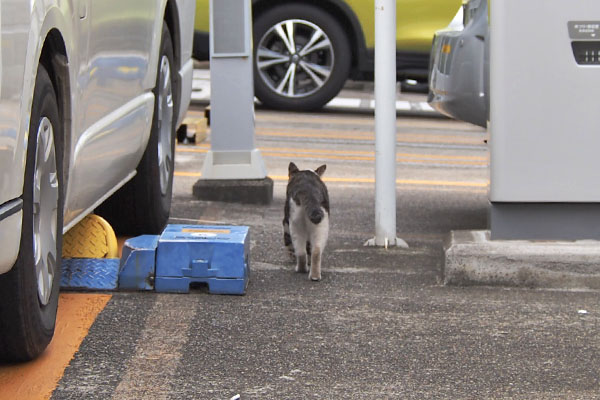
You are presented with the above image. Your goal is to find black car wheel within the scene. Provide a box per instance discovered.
[254,3,351,111]
[97,24,177,235]
[0,64,63,361]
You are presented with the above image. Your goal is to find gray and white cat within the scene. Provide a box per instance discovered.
[283,162,330,281]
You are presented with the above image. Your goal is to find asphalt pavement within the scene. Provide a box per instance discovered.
[50,84,600,399]
[53,183,600,399]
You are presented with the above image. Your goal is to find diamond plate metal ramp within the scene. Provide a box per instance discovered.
[61,214,120,290]
[61,258,120,290]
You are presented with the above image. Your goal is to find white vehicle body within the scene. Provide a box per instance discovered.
[428,0,489,128]
[0,0,194,273]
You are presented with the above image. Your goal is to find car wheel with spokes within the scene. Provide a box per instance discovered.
[254,4,351,111]
[0,64,63,361]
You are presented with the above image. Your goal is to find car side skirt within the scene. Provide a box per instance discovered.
[0,199,23,222]
[0,200,23,274]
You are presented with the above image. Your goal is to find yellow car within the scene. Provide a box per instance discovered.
[194,0,460,111]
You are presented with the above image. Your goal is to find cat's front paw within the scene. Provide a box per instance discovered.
[308,273,321,281]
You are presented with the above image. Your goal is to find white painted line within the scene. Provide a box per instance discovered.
[370,100,415,112]
[395,101,412,111]
[112,294,197,399]
[326,98,362,108]
[191,91,210,101]
[360,98,372,109]
[192,80,209,90]
[420,102,435,112]
[193,69,210,79]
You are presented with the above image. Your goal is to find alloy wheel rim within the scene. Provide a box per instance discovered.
[157,55,174,196]
[257,19,334,99]
[33,117,58,306]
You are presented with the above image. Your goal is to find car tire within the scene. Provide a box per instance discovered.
[97,24,177,235]
[0,64,63,361]
[253,3,351,111]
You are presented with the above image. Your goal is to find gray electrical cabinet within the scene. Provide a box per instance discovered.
[490,0,600,239]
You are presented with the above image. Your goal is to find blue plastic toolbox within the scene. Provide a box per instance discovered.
[154,225,250,295]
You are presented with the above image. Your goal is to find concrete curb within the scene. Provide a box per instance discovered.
[444,230,600,291]
[190,69,444,117]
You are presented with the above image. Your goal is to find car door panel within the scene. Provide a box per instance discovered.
[0,2,33,206]
[66,0,159,226]
[63,94,154,227]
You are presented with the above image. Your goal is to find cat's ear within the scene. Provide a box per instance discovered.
[315,164,326,177]
[288,162,299,177]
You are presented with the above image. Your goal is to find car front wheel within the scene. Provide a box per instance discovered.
[253,4,351,111]
[0,64,63,361]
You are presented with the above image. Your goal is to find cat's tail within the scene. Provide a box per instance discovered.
[307,205,324,224]
[295,192,326,224]
[282,217,293,253]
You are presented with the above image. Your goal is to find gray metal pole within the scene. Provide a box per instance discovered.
[200,0,267,180]
[193,0,273,205]
[366,0,408,248]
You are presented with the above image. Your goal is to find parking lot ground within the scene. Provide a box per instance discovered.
[4,102,599,399]
[171,106,600,399]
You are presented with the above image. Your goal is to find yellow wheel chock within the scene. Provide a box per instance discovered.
[62,214,118,259]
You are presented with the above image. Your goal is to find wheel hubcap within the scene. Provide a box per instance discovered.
[257,19,334,98]
[33,117,58,306]
[157,55,174,196]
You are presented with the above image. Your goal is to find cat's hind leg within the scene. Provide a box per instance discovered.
[309,246,322,281]
[290,223,308,273]
[308,213,329,281]
[293,237,308,273]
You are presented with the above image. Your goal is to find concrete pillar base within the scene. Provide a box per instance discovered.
[193,177,273,205]
[444,230,600,291]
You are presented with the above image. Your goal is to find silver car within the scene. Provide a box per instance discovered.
[0,0,195,360]
[428,0,489,128]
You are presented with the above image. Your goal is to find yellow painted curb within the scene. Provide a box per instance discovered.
[62,214,118,259]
